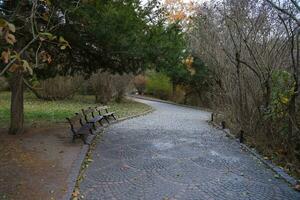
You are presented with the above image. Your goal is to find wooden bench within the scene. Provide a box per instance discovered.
[82,107,104,130]
[66,113,94,144]
[95,106,116,123]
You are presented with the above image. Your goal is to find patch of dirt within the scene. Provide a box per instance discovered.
[0,124,83,200]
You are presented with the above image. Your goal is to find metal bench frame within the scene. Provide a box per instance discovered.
[95,106,116,123]
[66,113,94,144]
[82,107,104,130]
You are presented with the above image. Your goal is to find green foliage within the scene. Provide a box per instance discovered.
[146,71,172,99]
[165,55,212,94]
[1,0,184,78]
[265,70,295,120]
[54,0,185,77]
[156,24,188,84]
[186,56,211,91]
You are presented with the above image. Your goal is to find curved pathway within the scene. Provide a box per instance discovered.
[80,99,300,200]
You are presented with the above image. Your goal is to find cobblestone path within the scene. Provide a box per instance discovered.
[80,99,300,200]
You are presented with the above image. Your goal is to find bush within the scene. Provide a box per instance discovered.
[112,74,133,103]
[146,72,172,100]
[88,72,133,104]
[30,76,83,100]
[134,75,147,94]
[90,72,113,104]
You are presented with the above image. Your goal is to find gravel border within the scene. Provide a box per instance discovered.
[210,120,299,186]
[63,107,155,200]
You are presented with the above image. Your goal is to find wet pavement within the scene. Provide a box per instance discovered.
[80,99,300,200]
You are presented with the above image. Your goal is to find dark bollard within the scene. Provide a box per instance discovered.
[221,121,226,129]
[239,130,244,143]
[211,113,214,122]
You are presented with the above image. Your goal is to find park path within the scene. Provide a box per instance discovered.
[80,99,300,200]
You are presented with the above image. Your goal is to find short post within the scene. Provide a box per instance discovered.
[239,130,244,143]
[221,121,226,129]
[211,113,214,122]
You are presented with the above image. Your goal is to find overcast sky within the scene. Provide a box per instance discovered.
[141,0,208,6]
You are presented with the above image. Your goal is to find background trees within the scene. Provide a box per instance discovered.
[186,0,300,176]
[0,0,188,134]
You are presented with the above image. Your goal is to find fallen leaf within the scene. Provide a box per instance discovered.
[72,188,80,197]
[121,164,130,170]
[294,184,300,191]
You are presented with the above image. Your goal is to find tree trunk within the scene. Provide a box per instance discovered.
[288,92,297,138]
[172,82,176,101]
[264,79,271,108]
[9,72,24,135]
[236,52,243,130]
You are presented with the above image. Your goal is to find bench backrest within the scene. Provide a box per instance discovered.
[95,106,109,114]
[66,113,84,130]
[82,107,97,122]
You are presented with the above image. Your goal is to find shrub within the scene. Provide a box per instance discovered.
[90,72,113,104]
[146,72,172,100]
[89,72,133,104]
[268,70,295,119]
[112,74,133,103]
[30,76,83,100]
[134,75,147,94]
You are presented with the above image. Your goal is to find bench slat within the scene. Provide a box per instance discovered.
[103,112,114,116]
[82,107,96,115]
[88,115,104,123]
[95,106,109,111]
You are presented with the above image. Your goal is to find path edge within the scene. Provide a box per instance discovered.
[134,95,299,187]
[129,95,212,112]
[63,107,155,200]
[210,121,298,186]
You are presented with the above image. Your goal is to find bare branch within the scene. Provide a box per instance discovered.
[265,0,300,26]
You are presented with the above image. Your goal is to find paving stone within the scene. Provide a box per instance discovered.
[80,99,300,200]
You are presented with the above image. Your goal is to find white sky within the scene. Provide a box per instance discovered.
[141,0,209,5]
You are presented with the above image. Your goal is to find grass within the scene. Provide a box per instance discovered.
[0,91,152,127]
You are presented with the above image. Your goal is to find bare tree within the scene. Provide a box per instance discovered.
[188,0,300,174]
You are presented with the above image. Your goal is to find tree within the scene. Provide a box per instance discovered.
[0,0,73,134]
[0,0,189,134]
[265,0,300,143]
[187,0,300,174]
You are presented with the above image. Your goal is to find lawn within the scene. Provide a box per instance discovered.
[0,91,152,127]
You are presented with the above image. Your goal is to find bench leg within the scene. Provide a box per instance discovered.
[81,134,89,144]
[92,123,97,131]
[72,135,76,143]
[89,128,94,135]
[104,117,110,124]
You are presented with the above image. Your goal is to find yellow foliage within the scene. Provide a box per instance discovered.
[164,0,197,25]
[184,55,195,75]
[280,96,289,105]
